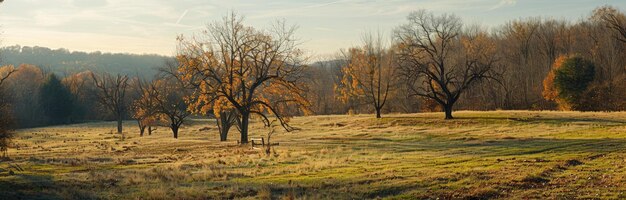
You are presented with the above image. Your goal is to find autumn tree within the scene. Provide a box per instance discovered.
[395,10,500,119]
[91,72,129,138]
[0,66,16,158]
[337,33,396,118]
[160,60,233,140]
[0,67,15,86]
[543,55,595,110]
[40,74,74,124]
[132,79,157,136]
[0,64,45,127]
[176,13,310,144]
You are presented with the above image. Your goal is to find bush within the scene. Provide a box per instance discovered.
[578,75,626,111]
[543,55,595,110]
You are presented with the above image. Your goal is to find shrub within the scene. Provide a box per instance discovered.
[543,55,595,110]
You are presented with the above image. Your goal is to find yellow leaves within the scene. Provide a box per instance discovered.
[462,31,496,61]
[175,15,310,129]
[336,44,396,108]
[0,65,16,77]
[212,98,232,118]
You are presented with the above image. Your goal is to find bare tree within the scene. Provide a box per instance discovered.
[90,72,129,138]
[395,10,500,119]
[177,13,310,144]
[592,5,626,43]
[149,78,190,139]
[498,19,540,108]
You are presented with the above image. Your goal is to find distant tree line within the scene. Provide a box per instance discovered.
[0,45,170,79]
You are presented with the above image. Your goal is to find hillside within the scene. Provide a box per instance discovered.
[0,45,172,78]
[1,111,626,199]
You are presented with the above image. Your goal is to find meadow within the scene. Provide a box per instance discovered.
[1,111,626,199]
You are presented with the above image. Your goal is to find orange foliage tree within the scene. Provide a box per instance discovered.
[336,33,396,118]
[132,79,158,136]
[542,56,567,109]
[0,66,16,86]
[176,13,310,143]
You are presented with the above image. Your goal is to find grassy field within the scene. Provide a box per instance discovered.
[1,111,626,199]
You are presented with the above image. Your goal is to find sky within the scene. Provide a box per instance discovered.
[0,0,624,58]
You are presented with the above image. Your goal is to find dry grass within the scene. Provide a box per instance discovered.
[0,111,626,199]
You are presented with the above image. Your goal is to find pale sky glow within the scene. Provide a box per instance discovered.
[0,0,624,58]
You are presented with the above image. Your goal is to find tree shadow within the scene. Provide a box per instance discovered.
[0,173,97,200]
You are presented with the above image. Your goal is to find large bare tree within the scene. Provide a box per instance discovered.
[177,13,309,144]
[395,10,500,119]
[91,72,129,138]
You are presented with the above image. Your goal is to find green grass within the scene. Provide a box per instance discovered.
[1,111,626,199]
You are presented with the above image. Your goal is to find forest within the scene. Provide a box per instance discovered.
[0,3,625,199]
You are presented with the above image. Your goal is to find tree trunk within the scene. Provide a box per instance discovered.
[219,123,231,141]
[265,133,272,156]
[117,116,123,133]
[218,114,232,141]
[172,125,179,139]
[240,112,249,144]
[219,131,228,141]
[375,107,382,119]
[444,104,454,120]
[117,116,124,140]
[148,126,152,135]
[139,123,145,137]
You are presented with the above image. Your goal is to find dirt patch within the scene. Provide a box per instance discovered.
[587,154,605,160]
[564,159,583,167]
[198,127,211,131]
[521,175,549,186]
[320,122,347,127]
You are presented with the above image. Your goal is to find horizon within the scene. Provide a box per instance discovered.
[0,0,624,59]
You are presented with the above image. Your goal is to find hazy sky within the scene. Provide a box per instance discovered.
[0,0,624,58]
